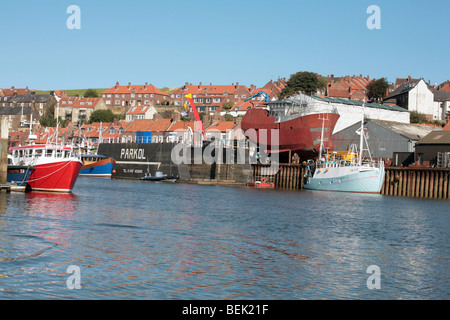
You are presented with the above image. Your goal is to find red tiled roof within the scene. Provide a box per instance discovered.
[206,121,236,132]
[59,97,79,107]
[168,121,198,132]
[103,82,168,96]
[73,97,100,108]
[124,119,173,132]
[231,99,253,111]
[126,106,151,115]
[171,83,248,96]
[59,97,100,108]
[2,87,29,95]
[31,127,66,144]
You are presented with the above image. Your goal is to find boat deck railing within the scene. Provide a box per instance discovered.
[315,158,385,169]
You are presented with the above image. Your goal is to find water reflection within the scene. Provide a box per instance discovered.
[25,192,78,219]
[0,177,448,299]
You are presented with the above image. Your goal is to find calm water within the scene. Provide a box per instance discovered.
[0,177,448,300]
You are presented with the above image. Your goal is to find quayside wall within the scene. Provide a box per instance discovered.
[381,167,450,199]
[251,164,450,199]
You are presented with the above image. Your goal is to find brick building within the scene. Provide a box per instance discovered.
[318,74,371,101]
[102,82,169,113]
[168,79,286,114]
[0,91,56,131]
[57,96,108,124]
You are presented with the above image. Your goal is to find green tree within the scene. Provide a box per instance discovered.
[224,113,234,121]
[410,111,429,124]
[222,101,234,111]
[39,105,57,127]
[279,71,326,99]
[88,109,116,123]
[83,89,99,97]
[366,78,389,103]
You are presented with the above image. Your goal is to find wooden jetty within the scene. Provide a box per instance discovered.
[251,163,450,199]
[0,185,11,193]
[382,167,450,199]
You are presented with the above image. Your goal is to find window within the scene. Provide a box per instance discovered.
[115,94,119,98]
[150,94,154,98]
[115,100,120,105]
[107,94,111,98]
[46,149,53,157]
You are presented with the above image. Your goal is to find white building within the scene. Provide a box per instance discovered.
[384,79,445,121]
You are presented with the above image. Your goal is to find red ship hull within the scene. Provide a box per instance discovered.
[28,160,83,193]
[241,108,340,158]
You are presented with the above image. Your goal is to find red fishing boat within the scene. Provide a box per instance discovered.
[9,144,82,192]
[241,93,340,158]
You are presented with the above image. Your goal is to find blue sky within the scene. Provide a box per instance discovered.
[1,0,449,90]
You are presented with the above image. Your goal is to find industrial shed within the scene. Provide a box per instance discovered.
[331,120,437,162]
[414,131,450,167]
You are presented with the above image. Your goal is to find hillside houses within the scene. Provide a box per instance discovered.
[168,79,286,114]
[101,82,169,113]
[319,74,371,101]
[0,90,56,131]
[384,78,450,121]
[57,96,108,124]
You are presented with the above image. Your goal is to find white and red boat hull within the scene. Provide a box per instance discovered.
[28,159,82,192]
[9,144,83,193]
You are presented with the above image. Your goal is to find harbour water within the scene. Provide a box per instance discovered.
[0,177,448,300]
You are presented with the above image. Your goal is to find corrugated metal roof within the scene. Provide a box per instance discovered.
[370,120,438,141]
[311,95,408,112]
[417,131,450,145]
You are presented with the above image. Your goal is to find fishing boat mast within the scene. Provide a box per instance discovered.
[358,103,365,166]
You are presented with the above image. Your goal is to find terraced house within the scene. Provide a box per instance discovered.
[102,82,169,113]
[0,90,56,131]
[57,96,108,124]
[168,79,286,114]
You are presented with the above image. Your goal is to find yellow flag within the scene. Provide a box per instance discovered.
[185,94,192,99]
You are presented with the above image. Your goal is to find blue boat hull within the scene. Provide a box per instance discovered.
[7,166,34,187]
[80,157,114,177]
[304,167,385,194]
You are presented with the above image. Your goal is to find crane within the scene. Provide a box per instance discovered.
[244,90,269,103]
[233,90,270,112]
